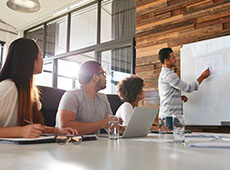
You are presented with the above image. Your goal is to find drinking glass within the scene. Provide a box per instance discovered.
[173,115,185,143]
[108,115,119,140]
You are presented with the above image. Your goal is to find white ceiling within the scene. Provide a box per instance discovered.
[0,0,90,31]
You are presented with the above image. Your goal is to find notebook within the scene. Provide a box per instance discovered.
[0,136,56,144]
[120,107,158,138]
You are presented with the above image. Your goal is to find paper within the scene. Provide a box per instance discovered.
[186,133,230,148]
[185,134,217,143]
[188,142,230,149]
[128,137,173,143]
[125,133,230,146]
[127,134,173,143]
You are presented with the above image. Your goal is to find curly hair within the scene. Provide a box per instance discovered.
[117,76,144,103]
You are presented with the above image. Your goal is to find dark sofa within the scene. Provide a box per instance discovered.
[39,86,123,126]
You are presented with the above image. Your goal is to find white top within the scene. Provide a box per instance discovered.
[115,102,133,126]
[158,67,199,118]
[0,79,18,127]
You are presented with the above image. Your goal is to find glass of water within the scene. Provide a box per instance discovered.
[159,116,167,134]
[108,115,119,140]
[173,115,185,143]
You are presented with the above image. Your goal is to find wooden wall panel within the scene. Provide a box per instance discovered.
[136,0,230,108]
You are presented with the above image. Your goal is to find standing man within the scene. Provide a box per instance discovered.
[56,61,112,135]
[158,48,210,118]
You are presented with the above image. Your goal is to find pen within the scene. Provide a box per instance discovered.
[104,128,109,134]
[23,119,33,124]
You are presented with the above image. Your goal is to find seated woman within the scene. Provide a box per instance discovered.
[0,38,77,138]
[116,76,144,126]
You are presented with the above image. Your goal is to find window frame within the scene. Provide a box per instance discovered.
[0,41,5,69]
[24,0,136,91]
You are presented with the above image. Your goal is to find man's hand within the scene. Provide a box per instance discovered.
[201,68,211,79]
[181,95,188,103]
[56,127,78,136]
[197,68,211,84]
[103,115,110,129]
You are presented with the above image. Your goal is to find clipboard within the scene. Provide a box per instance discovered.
[0,136,56,144]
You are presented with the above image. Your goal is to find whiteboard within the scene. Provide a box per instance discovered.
[181,36,230,125]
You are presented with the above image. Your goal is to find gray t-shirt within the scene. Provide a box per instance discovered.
[56,88,112,127]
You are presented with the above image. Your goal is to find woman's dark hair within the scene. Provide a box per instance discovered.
[158,47,173,64]
[0,38,44,125]
[117,76,144,103]
[78,61,101,85]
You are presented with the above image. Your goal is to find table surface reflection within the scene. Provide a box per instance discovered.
[0,134,229,170]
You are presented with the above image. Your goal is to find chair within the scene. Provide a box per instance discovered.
[39,86,65,127]
[38,86,123,126]
[106,94,123,115]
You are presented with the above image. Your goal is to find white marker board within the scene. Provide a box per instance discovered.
[181,36,230,125]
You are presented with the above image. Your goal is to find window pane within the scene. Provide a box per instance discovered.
[57,77,73,90]
[70,4,97,50]
[46,16,68,57]
[101,0,136,43]
[26,25,44,53]
[101,47,132,94]
[57,51,95,90]
[35,62,53,87]
[101,0,112,43]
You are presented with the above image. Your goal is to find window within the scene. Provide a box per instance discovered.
[46,16,68,57]
[34,61,53,87]
[26,25,44,54]
[57,51,95,90]
[70,4,97,51]
[101,47,132,94]
[25,0,135,94]
[101,0,135,43]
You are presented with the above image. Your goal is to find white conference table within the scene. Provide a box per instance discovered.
[0,134,230,170]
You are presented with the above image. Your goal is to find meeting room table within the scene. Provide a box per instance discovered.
[0,133,229,170]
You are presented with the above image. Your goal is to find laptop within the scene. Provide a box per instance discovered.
[121,107,158,138]
[99,107,158,138]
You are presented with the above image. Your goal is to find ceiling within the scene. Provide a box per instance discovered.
[0,0,90,31]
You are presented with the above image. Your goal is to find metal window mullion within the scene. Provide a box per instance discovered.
[66,12,71,52]
[97,0,101,45]
[43,23,47,58]
[72,79,76,89]
[95,0,101,62]
[52,59,58,87]
[131,37,135,74]
[0,44,4,69]
[43,37,132,62]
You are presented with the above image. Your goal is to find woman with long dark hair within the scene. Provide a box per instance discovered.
[0,38,77,138]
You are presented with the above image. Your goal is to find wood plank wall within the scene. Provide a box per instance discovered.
[136,0,230,108]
